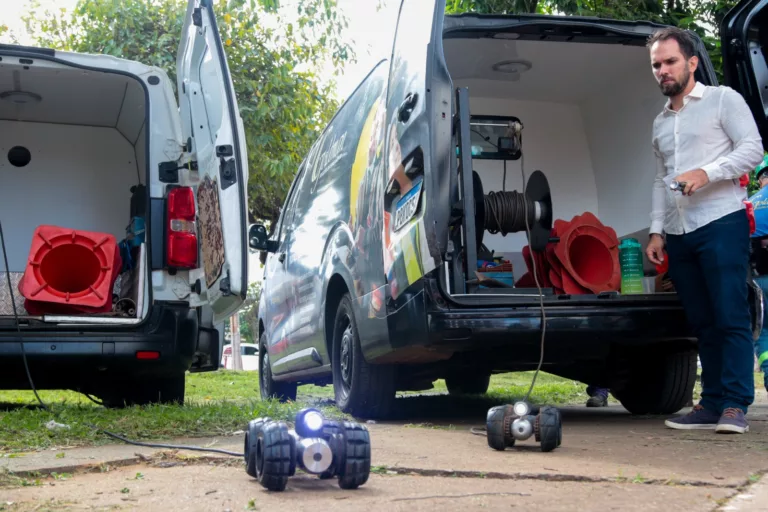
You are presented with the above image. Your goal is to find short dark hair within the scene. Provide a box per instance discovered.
[646,27,696,60]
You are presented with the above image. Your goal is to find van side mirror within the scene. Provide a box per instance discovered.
[249,224,277,252]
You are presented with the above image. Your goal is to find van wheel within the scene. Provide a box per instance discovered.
[101,374,185,407]
[259,334,297,402]
[332,294,395,419]
[445,373,491,395]
[611,348,697,415]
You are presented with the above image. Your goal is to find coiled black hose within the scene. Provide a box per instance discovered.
[483,191,536,236]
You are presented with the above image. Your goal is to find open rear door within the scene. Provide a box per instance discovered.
[722,0,768,150]
[383,0,453,300]
[177,0,248,323]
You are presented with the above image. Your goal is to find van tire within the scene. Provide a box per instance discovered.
[611,348,697,415]
[332,294,395,419]
[445,373,491,395]
[101,374,185,407]
[259,333,297,402]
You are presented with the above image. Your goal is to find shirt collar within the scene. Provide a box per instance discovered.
[663,81,705,113]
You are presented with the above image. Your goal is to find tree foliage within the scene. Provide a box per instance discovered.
[7,0,354,225]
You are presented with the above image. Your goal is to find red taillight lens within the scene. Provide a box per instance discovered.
[167,187,198,269]
[136,351,160,360]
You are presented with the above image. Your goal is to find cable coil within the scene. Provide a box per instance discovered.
[483,191,537,236]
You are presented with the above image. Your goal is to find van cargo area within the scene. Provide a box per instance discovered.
[441,31,682,302]
[0,58,149,324]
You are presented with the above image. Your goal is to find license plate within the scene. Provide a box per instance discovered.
[393,179,423,232]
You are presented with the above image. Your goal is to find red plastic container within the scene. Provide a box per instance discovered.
[19,225,121,314]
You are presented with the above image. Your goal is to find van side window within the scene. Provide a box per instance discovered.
[275,162,308,242]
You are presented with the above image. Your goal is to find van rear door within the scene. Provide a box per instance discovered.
[383,0,453,299]
[177,0,248,324]
[722,0,768,149]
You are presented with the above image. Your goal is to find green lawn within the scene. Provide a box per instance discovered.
[3,369,762,454]
[0,370,588,453]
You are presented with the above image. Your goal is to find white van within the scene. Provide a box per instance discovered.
[0,0,248,406]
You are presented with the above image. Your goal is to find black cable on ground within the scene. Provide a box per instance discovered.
[0,221,244,459]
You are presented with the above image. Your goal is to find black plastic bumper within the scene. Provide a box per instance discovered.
[0,303,198,390]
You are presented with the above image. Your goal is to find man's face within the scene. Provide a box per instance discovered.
[650,39,697,97]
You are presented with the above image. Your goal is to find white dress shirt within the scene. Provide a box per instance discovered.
[650,81,764,236]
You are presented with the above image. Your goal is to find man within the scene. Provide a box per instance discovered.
[645,27,764,434]
[748,157,768,393]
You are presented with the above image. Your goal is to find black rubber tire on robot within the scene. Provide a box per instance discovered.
[244,417,269,478]
[254,420,295,492]
[445,373,491,395]
[332,294,396,419]
[259,333,297,402]
[611,349,697,415]
[485,405,514,451]
[537,406,560,453]
[337,421,372,490]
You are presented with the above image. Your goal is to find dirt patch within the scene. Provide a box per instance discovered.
[1,462,732,512]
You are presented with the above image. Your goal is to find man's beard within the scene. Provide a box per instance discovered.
[660,67,691,97]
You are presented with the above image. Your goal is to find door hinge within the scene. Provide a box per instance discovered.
[219,158,237,190]
[219,276,231,296]
[192,8,203,27]
[730,38,745,57]
[159,160,198,183]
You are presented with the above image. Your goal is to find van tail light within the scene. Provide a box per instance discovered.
[167,187,198,269]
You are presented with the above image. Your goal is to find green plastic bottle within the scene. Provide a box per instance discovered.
[619,238,644,294]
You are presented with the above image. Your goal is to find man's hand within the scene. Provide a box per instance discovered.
[675,169,710,195]
[646,234,665,266]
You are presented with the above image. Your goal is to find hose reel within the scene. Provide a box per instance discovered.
[472,169,553,252]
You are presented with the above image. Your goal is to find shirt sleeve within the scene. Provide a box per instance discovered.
[701,87,764,183]
[650,138,666,236]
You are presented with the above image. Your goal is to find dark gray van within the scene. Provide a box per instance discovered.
[249,0,768,418]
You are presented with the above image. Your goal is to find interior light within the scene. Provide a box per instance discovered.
[492,60,532,74]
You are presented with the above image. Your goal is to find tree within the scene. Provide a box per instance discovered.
[10,0,354,226]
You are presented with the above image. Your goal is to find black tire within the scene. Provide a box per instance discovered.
[537,407,560,453]
[101,373,185,407]
[245,417,269,478]
[485,405,513,451]
[259,333,297,402]
[254,420,294,492]
[331,295,395,419]
[337,421,371,490]
[611,349,697,415]
[445,373,491,395]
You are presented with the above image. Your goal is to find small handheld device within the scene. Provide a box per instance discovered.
[244,408,371,492]
[485,401,562,452]
[669,181,687,192]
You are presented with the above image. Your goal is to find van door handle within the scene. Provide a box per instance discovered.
[398,93,419,123]
[278,253,286,264]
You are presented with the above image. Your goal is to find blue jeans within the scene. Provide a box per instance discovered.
[752,275,768,389]
[666,210,754,414]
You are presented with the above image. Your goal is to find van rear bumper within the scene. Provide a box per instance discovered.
[368,277,695,365]
[427,304,694,348]
[0,304,199,390]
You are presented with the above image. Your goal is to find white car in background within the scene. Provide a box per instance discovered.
[221,343,260,371]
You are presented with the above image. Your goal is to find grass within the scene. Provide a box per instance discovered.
[0,369,589,454]
[7,368,763,454]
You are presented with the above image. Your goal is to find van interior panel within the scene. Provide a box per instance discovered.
[0,63,148,320]
[444,36,669,294]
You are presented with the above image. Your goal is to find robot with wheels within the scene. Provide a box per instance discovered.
[486,401,562,452]
[244,408,372,492]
